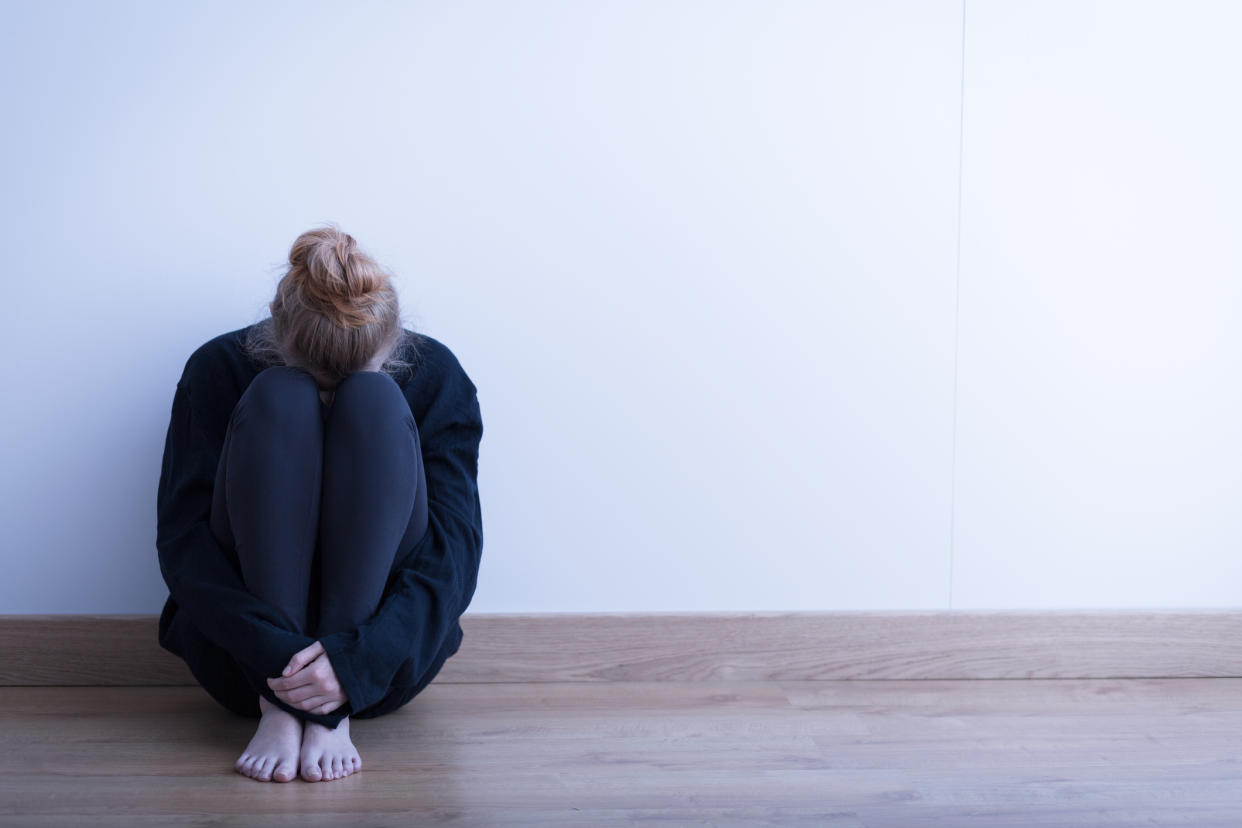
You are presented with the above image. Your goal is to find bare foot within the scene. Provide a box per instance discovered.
[235,695,301,782]
[300,715,362,782]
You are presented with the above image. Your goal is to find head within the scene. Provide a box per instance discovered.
[242,224,420,388]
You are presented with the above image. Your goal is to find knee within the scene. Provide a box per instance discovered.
[330,371,413,432]
[237,365,321,425]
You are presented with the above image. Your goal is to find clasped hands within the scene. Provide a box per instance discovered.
[266,640,348,716]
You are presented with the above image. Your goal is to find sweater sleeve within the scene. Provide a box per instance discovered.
[316,357,484,714]
[156,375,352,729]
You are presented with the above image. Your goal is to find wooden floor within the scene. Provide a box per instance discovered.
[2,678,1241,826]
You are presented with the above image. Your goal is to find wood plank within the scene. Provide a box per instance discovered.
[1,681,1241,825]
[3,610,1242,686]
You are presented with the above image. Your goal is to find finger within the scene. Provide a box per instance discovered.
[267,671,316,693]
[285,683,327,704]
[297,694,332,711]
[282,641,325,677]
[314,700,343,715]
[273,686,327,709]
[281,648,308,677]
[283,655,321,681]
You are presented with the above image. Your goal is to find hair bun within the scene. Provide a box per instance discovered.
[260,223,410,385]
[287,224,390,328]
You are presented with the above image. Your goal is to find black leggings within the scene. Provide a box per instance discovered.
[209,365,428,646]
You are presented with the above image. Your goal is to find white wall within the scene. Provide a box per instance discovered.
[954,1,1242,608]
[0,1,1237,614]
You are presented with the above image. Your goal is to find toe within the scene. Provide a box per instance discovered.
[273,760,296,783]
[302,759,323,781]
[320,757,332,780]
[332,756,343,779]
[256,757,273,781]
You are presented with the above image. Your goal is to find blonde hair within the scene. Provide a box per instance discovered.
[242,223,421,385]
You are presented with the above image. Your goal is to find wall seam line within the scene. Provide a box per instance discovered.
[949,0,968,611]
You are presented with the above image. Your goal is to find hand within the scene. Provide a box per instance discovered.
[266,640,348,715]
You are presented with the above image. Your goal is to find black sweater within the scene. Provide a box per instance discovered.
[156,323,483,729]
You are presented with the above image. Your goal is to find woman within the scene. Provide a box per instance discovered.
[156,225,484,783]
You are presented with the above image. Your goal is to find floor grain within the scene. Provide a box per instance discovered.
[1,679,1240,826]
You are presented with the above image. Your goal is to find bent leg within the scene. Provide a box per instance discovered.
[317,370,428,637]
[209,365,324,636]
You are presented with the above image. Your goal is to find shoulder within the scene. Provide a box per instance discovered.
[184,326,248,366]
[177,325,258,397]
[405,331,478,396]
